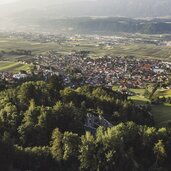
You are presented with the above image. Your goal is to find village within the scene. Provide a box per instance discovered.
[0,31,171,91]
[29,51,170,88]
[0,49,171,94]
[0,50,169,90]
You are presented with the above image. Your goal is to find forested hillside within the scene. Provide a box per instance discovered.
[11,17,171,34]
[0,76,170,170]
[48,17,171,34]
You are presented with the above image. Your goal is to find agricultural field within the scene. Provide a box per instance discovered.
[0,38,61,56]
[108,44,171,61]
[1,35,171,61]
[0,61,30,73]
[65,41,171,60]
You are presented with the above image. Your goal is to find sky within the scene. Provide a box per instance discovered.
[0,0,96,5]
[0,0,171,18]
[0,0,16,4]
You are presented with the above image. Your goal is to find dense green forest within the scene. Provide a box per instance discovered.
[0,75,170,170]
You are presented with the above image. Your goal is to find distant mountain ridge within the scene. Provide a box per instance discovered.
[1,16,171,34]
[1,0,171,33]
[46,17,171,34]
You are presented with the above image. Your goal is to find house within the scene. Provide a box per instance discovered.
[13,73,28,80]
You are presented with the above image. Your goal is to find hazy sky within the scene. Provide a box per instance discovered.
[0,0,16,4]
[0,0,96,5]
[0,0,171,18]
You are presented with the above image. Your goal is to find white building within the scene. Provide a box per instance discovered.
[13,74,28,80]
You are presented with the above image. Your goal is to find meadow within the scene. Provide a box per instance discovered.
[0,36,171,61]
[0,61,30,73]
[152,103,171,127]
[127,88,171,127]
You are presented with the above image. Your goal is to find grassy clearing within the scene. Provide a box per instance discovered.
[112,87,149,104]
[157,89,171,98]
[0,61,30,73]
[131,88,171,127]
[129,95,150,104]
[112,86,148,104]
[130,88,145,95]
[124,87,171,127]
[152,104,171,127]
[130,95,171,127]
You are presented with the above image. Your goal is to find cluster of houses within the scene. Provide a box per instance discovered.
[33,51,171,89]
[0,71,29,83]
[0,49,171,90]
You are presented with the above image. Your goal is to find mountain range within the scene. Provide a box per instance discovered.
[0,0,171,33]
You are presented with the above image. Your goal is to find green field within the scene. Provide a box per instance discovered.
[0,37,171,61]
[0,61,30,73]
[127,88,171,126]
[152,104,171,127]
[109,44,171,60]
[129,95,150,104]
[0,38,61,56]
[157,89,171,98]
[71,43,171,60]
[113,86,171,127]
[129,97,171,127]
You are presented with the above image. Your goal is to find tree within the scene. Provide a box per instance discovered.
[62,132,80,170]
[63,132,80,160]
[47,75,64,103]
[53,102,85,134]
[51,128,63,161]
[13,145,55,171]
[153,140,167,169]
[0,103,19,138]
[18,103,49,146]
[18,81,50,107]
[144,87,151,99]
[79,132,97,171]
[0,132,14,171]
